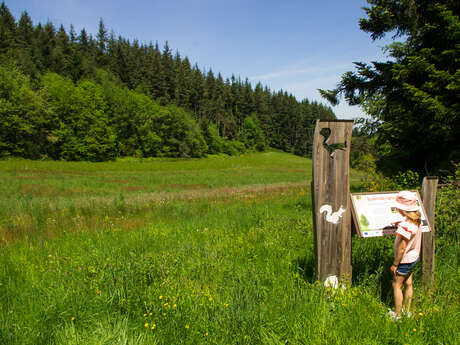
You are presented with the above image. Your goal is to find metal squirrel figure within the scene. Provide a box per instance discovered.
[320,128,347,158]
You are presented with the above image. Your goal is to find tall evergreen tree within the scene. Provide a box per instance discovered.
[96,18,108,66]
[320,0,460,174]
[0,2,16,56]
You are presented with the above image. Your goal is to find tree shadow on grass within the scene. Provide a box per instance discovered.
[293,236,398,307]
[352,236,395,305]
[292,235,427,310]
[293,254,316,283]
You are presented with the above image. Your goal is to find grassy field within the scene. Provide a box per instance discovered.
[0,152,458,345]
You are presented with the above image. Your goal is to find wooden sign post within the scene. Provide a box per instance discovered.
[312,119,353,283]
[421,176,438,286]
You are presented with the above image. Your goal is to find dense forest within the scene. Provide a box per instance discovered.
[0,2,336,161]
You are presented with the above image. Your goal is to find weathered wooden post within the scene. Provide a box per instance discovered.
[312,119,354,283]
[421,176,438,286]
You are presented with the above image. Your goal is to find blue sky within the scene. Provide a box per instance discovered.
[8,0,393,119]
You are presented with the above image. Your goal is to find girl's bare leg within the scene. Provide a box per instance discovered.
[403,272,414,313]
[392,274,406,315]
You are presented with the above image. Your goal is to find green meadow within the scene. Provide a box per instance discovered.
[0,152,458,345]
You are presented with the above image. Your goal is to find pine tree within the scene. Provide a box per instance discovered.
[96,18,108,66]
[320,0,460,174]
[52,25,72,75]
[14,11,36,75]
[0,2,16,55]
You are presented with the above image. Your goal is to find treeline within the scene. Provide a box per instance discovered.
[0,3,336,161]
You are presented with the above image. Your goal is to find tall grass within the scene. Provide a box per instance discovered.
[0,152,312,243]
[0,153,458,344]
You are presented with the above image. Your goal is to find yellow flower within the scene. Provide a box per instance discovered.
[418,312,424,316]
[71,317,75,321]
[185,324,189,329]
[151,324,156,330]
[143,313,147,317]
[413,328,417,332]
[205,332,208,336]
[208,297,213,302]
[144,323,149,328]
[224,303,229,308]
[159,295,163,300]
[149,312,152,316]
[173,304,177,308]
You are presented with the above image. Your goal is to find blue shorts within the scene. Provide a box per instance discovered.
[397,258,419,276]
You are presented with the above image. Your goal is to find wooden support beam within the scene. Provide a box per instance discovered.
[312,119,353,283]
[421,176,438,286]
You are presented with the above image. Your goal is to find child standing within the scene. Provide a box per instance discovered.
[388,191,422,320]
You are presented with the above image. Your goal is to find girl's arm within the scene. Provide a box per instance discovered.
[391,237,408,276]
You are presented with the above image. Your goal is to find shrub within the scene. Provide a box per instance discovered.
[238,116,266,152]
[435,163,460,243]
[222,140,246,156]
[201,122,224,154]
[391,170,420,189]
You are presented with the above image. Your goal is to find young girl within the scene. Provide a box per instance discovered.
[388,190,422,320]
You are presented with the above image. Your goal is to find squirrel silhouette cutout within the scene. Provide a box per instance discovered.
[320,128,347,158]
[319,204,346,224]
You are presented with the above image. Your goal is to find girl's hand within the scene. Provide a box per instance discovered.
[391,264,397,276]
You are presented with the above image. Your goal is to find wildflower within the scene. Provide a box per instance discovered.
[149,312,152,316]
[71,317,75,321]
[205,332,208,336]
[159,295,163,300]
[173,304,177,308]
[418,312,424,316]
[185,324,189,329]
[413,328,417,332]
[208,297,213,302]
[144,313,147,317]
[151,324,156,330]
[224,303,229,308]
[144,323,149,327]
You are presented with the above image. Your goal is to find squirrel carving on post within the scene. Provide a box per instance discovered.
[320,128,347,158]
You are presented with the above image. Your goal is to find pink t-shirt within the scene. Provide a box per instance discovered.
[394,220,422,264]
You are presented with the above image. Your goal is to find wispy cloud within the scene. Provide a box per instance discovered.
[249,60,352,82]
[248,59,366,120]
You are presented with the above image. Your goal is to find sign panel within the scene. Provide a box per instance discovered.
[350,191,431,238]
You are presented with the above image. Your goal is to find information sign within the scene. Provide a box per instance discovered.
[350,191,431,238]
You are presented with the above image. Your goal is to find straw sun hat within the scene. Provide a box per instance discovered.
[394,191,419,212]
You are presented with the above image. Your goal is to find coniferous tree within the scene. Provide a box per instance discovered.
[0,2,16,56]
[96,18,108,67]
[320,0,460,174]
[14,11,36,76]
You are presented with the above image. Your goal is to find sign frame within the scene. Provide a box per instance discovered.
[350,190,432,238]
